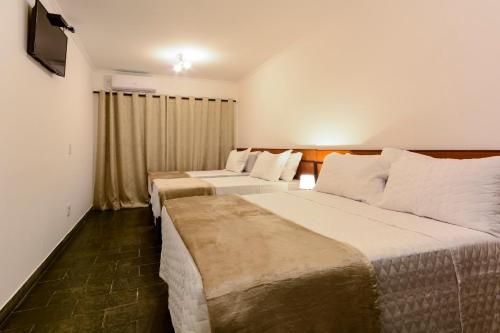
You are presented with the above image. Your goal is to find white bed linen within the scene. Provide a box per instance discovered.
[160,190,496,333]
[151,176,299,218]
[186,170,249,178]
[148,170,249,195]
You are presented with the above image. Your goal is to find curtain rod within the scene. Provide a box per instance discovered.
[93,91,236,103]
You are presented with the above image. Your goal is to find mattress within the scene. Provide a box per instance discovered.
[148,170,249,195]
[151,176,299,218]
[160,190,500,333]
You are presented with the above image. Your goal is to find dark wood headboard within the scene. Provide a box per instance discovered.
[315,150,500,177]
[239,148,500,179]
[315,150,500,161]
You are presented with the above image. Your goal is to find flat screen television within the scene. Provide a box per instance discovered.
[28,0,68,77]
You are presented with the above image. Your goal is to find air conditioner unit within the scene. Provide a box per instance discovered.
[111,74,156,93]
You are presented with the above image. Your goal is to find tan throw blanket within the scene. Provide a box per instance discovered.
[165,195,380,333]
[148,171,190,184]
[158,178,215,205]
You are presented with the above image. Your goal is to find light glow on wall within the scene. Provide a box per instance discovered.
[305,128,364,147]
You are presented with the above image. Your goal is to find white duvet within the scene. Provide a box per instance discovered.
[151,176,299,218]
[160,190,498,333]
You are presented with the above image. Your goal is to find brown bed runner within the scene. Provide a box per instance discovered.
[158,177,215,204]
[165,195,380,333]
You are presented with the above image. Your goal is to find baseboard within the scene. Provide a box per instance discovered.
[0,208,93,325]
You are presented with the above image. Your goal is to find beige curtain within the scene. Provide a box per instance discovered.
[94,91,235,210]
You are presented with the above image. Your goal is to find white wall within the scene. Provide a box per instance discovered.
[93,70,238,99]
[0,0,94,309]
[237,0,500,149]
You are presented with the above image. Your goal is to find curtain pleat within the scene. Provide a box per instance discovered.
[93,91,235,210]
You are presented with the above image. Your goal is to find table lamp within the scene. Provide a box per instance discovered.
[299,174,315,190]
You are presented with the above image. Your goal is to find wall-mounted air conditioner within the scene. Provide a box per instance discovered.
[111,74,156,93]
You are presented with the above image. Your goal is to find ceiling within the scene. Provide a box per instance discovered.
[56,0,335,81]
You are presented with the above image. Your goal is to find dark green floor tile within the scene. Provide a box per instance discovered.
[114,264,140,278]
[0,208,173,333]
[27,281,62,298]
[138,264,160,277]
[2,305,75,330]
[118,245,140,253]
[30,321,78,333]
[32,312,104,333]
[38,269,68,283]
[110,275,163,293]
[137,315,174,333]
[97,322,136,333]
[106,290,138,308]
[136,299,169,318]
[14,295,49,312]
[102,304,138,328]
[138,247,161,257]
[51,256,97,270]
[30,279,86,301]
[84,280,112,296]
[0,324,35,332]
[70,313,105,331]
[72,295,107,315]
[84,264,118,280]
[95,251,139,264]
[141,254,161,265]
[47,290,82,307]
[137,284,167,301]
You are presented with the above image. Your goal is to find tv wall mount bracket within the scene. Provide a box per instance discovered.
[47,13,75,33]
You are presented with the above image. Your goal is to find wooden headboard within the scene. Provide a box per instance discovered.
[315,150,500,177]
[239,148,500,179]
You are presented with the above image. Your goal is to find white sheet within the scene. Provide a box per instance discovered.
[160,190,496,332]
[151,176,299,218]
[148,170,249,195]
[186,170,249,178]
[245,191,493,259]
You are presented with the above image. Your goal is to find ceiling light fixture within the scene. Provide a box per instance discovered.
[173,53,192,73]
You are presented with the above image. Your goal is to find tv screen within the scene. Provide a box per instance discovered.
[28,0,68,77]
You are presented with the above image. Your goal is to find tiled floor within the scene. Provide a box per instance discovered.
[0,208,174,333]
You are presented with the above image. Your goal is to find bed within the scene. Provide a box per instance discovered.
[147,170,250,196]
[159,190,500,332]
[150,176,299,218]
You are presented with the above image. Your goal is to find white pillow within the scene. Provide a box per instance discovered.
[380,147,406,170]
[314,153,388,204]
[225,148,251,173]
[280,152,303,182]
[378,151,500,237]
[244,151,261,172]
[250,150,292,181]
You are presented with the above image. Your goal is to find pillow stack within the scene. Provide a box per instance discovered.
[380,147,405,170]
[378,150,500,236]
[225,148,251,173]
[250,150,304,182]
[312,147,500,236]
[244,151,262,172]
[281,152,303,182]
[250,150,292,181]
[314,153,388,204]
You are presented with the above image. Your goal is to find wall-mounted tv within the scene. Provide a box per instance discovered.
[28,0,68,77]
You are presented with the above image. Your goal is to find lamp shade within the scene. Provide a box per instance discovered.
[299,174,315,190]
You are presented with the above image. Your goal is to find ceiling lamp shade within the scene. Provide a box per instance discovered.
[173,53,192,73]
